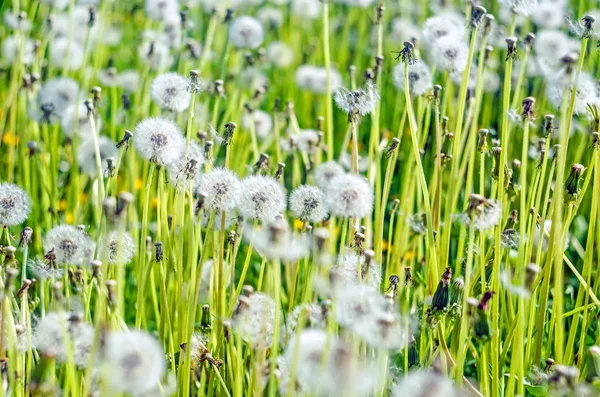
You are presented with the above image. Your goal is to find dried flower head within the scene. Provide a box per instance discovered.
[313,161,345,190]
[77,136,118,177]
[393,61,433,96]
[295,65,342,94]
[334,83,379,120]
[232,292,278,349]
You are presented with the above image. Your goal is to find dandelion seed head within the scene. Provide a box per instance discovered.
[33,312,94,367]
[168,141,205,186]
[546,72,598,115]
[266,41,294,68]
[61,103,103,139]
[324,173,373,218]
[286,328,380,395]
[238,176,286,221]
[289,185,327,223]
[4,11,32,32]
[35,77,80,122]
[431,36,469,72]
[43,225,94,266]
[333,249,381,289]
[133,117,185,166]
[312,161,345,190]
[291,0,322,20]
[196,168,241,213]
[534,30,578,66]
[422,13,465,44]
[257,7,284,28]
[334,83,379,117]
[1,36,36,65]
[77,136,118,177]
[104,330,166,395]
[101,231,136,265]
[499,0,538,16]
[138,33,172,71]
[393,62,433,96]
[0,183,31,226]
[232,292,278,349]
[534,220,569,252]
[50,37,84,70]
[229,16,265,49]
[242,110,273,140]
[286,303,327,335]
[295,65,342,94]
[145,0,180,22]
[27,256,63,280]
[392,370,458,397]
[532,2,565,29]
[245,217,309,261]
[150,72,191,113]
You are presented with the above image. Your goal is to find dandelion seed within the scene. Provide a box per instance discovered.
[229,16,265,49]
[232,292,278,349]
[33,312,94,367]
[464,194,502,231]
[1,36,36,65]
[100,230,136,265]
[27,256,63,280]
[295,64,342,94]
[104,330,166,395]
[291,0,322,20]
[76,136,118,177]
[168,141,205,186]
[312,161,345,190]
[324,173,373,218]
[392,370,458,397]
[150,72,191,113]
[333,248,381,289]
[0,183,31,226]
[50,38,84,70]
[285,329,380,396]
[393,61,433,96]
[43,225,94,266]
[237,175,286,221]
[431,35,469,72]
[266,41,294,68]
[241,110,273,140]
[245,217,309,261]
[195,167,240,213]
[422,13,465,44]
[289,185,327,223]
[133,117,185,166]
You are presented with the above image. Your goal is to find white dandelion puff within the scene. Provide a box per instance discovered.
[133,117,185,166]
[431,35,469,73]
[76,136,118,177]
[195,167,241,213]
[43,225,94,266]
[232,292,278,349]
[312,161,345,190]
[393,62,433,96]
[333,249,381,289]
[33,77,80,123]
[150,72,191,113]
[295,65,342,94]
[49,37,84,71]
[291,0,322,20]
[324,173,373,218]
[33,312,94,367]
[27,256,63,280]
[61,103,103,139]
[168,141,205,186]
[244,217,309,261]
[1,36,36,65]
[0,183,31,226]
[289,185,328,223]
[104,330,166,396]
[229,16,265,49]
[334,83,379,118]
[392,370,458,397]
[266,41,294,68]
[100,230,136,265]
[422,13,465,44]
[237,175,286,222]
[241,110,273,140]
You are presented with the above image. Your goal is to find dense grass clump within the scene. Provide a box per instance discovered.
[1,0,600,396]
